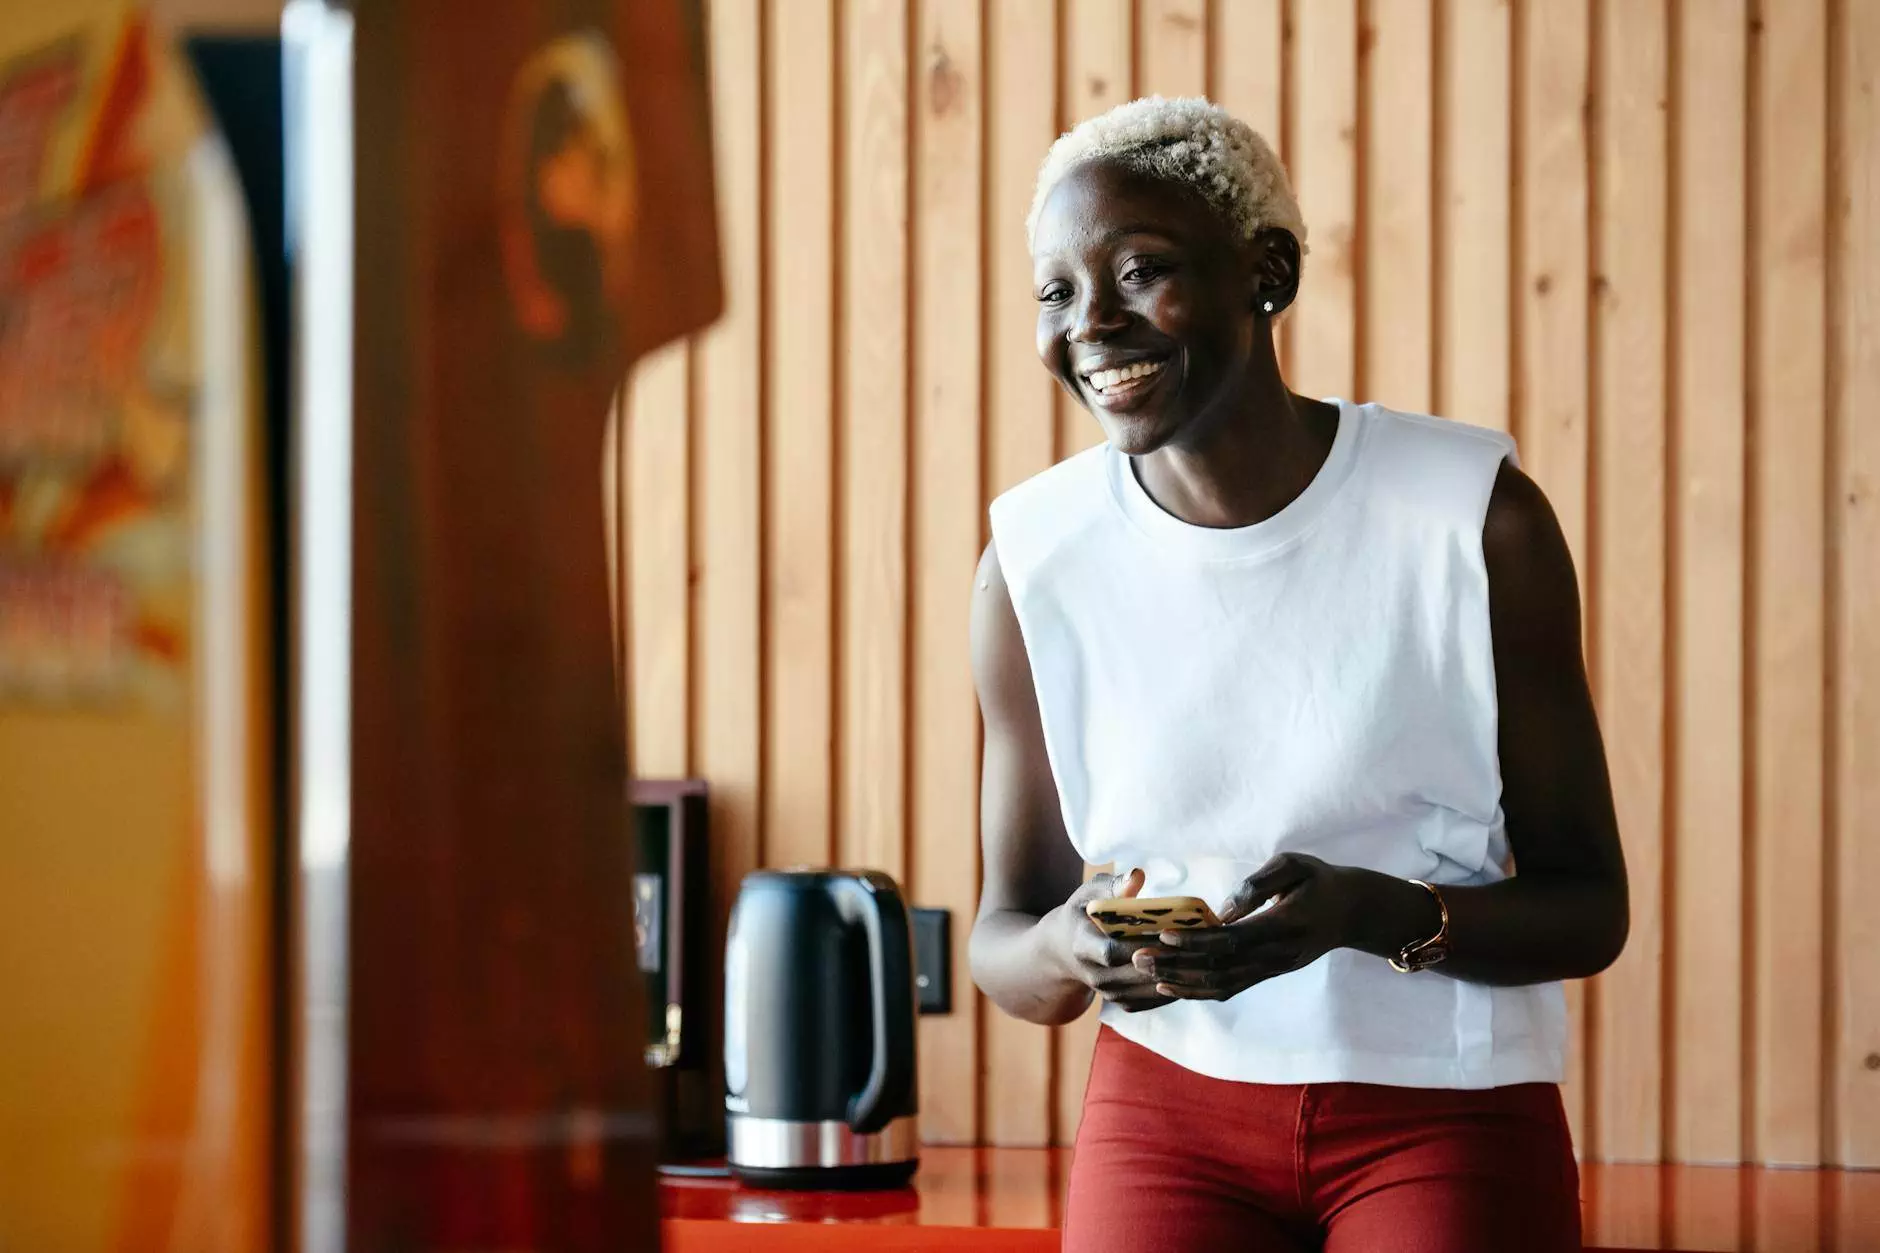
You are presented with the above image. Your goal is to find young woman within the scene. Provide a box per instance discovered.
[969,97,1628,1252]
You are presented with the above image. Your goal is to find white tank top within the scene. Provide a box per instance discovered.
[989,399,1566,1089]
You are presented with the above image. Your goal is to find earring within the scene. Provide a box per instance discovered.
[1263,300,1275,314]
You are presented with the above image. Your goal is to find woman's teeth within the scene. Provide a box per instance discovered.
[1086,359,1165,394]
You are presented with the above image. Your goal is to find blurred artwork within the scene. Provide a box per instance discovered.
[0,8,204,706]
[0,6,269,1253]
[498,31,635,366]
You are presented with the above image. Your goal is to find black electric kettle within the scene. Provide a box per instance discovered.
[723,869,918,1189]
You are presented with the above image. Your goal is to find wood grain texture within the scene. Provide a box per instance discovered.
[765,0,839,871]
[694,0,766,1155]
[1061,0,1134,124]
[1211,0,1282,148]
[1209,0,1283,369]
[1828,0,1880,1170]
[1435,0,1511,428]
[1362,0,1433,412]
[1749,0,1828,1168]
[1288,0,1358,400]
[1670,0,1748,1167]
[989,0,1062,503]
[1518,0,1592,1151]
[840,0,911,880]
[699,0,765,898]
[627,344,694,780]
[1139,0,1207,98]
[1590,0,1668,1165]
[984,0,1061,1148]
[911,0,984,1146]
[1057,0,1135,461]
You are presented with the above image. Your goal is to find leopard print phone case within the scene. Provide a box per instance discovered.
[1084,895,1222,938]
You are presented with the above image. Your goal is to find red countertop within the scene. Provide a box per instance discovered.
[660,1148,1880,1252]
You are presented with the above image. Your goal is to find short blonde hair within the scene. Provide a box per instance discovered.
[1027,95,1306,254]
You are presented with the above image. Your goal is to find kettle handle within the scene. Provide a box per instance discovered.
[833,872,916,1135]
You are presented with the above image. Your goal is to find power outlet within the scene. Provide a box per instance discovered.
[911,907,952,1015]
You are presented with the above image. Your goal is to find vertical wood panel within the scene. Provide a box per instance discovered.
[1211,0,1282,147]
[1139,0,1207,98]
[1435,0,1511,429]
[1210,0,1286,384]
[699,0,765,890]
[839,0,911,879]
[1590,0,1668,1165]
[1517,0,1592,1149]
[1362,0,1433,412]
[1057,0,1135,461]
[1670,0,1748,1167]
[1062,0,1135,123]
[627,344,694,780]
[1829,0,1880,1171]
[984,0,1061,1148]
[1749,0,1828,1168]
[1288,0,1358,399]
[696,3,766,1146]
[911,0,984,1146]
[764,0,839,870]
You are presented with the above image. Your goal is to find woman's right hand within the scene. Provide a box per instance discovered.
[1051,869,1173,1013]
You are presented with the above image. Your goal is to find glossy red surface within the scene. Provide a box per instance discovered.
[661,1148,1880,1252]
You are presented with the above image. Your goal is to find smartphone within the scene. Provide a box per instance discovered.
[1084,895,1222,939]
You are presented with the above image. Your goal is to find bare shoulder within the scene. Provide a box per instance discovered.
[1482,461,1582,644]
[974,537,1006,598]
[971,539,1014,639]
[970,539,1027,694]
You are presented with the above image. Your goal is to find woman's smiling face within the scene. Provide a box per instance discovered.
[1031,157,1261,456]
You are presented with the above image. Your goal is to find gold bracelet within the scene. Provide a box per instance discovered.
[1388,879,1451,973]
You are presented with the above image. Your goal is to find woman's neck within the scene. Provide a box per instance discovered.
[1131,344,1339,530]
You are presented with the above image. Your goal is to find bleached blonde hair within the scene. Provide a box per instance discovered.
[1026,96,1307,256]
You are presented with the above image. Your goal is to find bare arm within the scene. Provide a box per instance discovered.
[1358,460,1630,982]
[968,540,1167,1023]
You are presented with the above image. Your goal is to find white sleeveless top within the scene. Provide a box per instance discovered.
[989,399,1566,1090]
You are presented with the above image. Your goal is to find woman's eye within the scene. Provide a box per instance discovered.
[1037,286,1071,306]
[1123,264,1166,284]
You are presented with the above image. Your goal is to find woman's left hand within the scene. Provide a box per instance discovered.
[1131,852,1365,1001]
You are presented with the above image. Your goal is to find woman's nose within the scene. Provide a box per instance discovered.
[1069,283,1129,343]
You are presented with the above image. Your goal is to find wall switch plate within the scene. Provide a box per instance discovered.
[911,907,952,1015]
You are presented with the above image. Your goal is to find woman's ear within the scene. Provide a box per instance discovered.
[1250,228,1303,318]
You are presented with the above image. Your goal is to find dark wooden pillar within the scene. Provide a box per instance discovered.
[344,1,716,1248]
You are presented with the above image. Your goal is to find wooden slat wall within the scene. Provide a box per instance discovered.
[982,0,1058,1150]
[612,0,1880,1166]
[911,0,984,1145]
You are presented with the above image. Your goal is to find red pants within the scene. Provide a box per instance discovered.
[1065,1026,1581,1252]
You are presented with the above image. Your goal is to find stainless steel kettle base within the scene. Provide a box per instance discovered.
[725,1113,919,1189]
[731,1160,918,1191]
